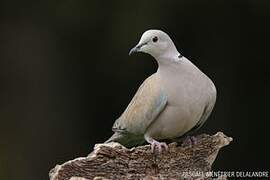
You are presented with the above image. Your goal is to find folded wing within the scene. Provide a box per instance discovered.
[113,74,167,136]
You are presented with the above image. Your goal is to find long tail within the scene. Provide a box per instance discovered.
[105,132,145,148]
[105,132,124,143]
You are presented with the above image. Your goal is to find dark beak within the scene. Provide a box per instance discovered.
[129,42,147,56]
[129,46,139,56]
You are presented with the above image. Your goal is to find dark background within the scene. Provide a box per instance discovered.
[0,0,269,179]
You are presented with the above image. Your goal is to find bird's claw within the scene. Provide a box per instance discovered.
[182,135,197,147]
[150,140,168,154]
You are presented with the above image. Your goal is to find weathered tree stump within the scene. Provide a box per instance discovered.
[49,132,232,180]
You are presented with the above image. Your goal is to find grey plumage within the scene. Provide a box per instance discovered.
[106,30,216,150]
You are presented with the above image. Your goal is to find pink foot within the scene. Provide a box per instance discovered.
[145,135,168,154]
[150,140,168,153]
[182,136,197,147]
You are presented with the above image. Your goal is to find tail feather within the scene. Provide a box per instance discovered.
[105,132,145,148]
[105,132,124,143]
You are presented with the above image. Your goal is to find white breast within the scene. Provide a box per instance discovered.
[145,57,216,139]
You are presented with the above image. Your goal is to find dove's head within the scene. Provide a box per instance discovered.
[129,30,180,60]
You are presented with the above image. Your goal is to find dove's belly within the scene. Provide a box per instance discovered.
[145,58,215,140]
[145,101,204,140]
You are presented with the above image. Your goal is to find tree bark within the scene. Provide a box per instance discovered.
[49,132,232,180]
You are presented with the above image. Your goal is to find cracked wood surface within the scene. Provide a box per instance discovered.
[49,132,232,180]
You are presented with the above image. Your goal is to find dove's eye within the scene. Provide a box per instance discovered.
[152,36,158,43]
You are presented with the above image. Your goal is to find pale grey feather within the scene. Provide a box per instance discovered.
[106,30,217,149]
[107,74,167,147]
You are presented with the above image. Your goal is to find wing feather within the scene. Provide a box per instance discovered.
[113,73,167,135]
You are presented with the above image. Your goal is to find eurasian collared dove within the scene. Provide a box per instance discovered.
[106,30,216,153]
